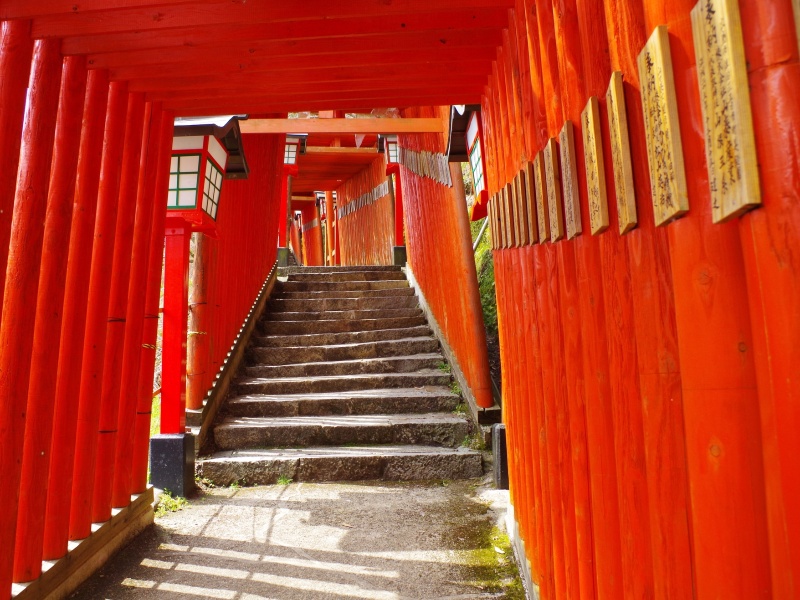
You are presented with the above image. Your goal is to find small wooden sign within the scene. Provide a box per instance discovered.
[523,162,539,244]
[691,0,761,222]
[638,25,689,226]
[514,171,530,246]
[501,185,511,248]
[543,138,565,242]
[533,152,550,242]
[505,182,518,248]
[581,97,610,235]
[794,0,800,55]
[606,72,638,234]
[559,121,583,240]
[488,195,497,249]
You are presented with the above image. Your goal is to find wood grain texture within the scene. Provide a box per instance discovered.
[514,170,531,246]
[559,121,582,240]
[637,26,688,226]
[533,152,550,243]
[691,0,761,222]
[544,138,565,242]
[581,97,610,235]
[606,72,638,234]
[523,162,539,244]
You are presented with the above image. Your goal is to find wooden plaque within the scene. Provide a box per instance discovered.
[581,97,610,235]
[559,121,583,240]
[606,72,638,234]
[533,152,550,243]
[514,171,530,246]
[501,185,511,248]
[523,162,539,244]
[691,0,761,222]
[795,0,800,55]
[497,190,505,249]
[543,138,565,242]
[637,25,689,226]
[488,196,496,249]
[505,182,517,247]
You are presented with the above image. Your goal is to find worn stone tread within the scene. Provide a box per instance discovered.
[268,295,419,313]
[279,280,410,292]
[258,315,426,335]
[288,271,406,282]
[214,413,470,450]
[244,353,444,378]
[273,287,416,300]
[199,445,483,485]
[225,386,459,418]
[265,307,423,322]
[248,336,440,365]
[252,325,433,348]
[235,369,452,395]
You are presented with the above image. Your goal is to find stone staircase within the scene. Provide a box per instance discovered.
[199,265,484,485]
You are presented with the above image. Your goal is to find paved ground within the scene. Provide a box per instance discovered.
[70,478,524,600]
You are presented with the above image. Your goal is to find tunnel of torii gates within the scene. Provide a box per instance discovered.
[0,0,798,599]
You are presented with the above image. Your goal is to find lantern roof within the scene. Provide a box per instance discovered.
[446,104,481,163]
[174,115,249,180]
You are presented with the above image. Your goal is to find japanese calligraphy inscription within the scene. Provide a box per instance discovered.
[543,138,565,242]
[559,121,582,240]
[581,97,610,235]
[606,72,638,234]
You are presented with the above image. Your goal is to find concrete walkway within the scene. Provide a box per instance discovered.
[71,479,524,600]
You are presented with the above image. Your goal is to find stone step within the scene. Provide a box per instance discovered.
[258,315,426,336]
[235,370,452,396]
[279,280,410,293]
[252,325,433,348]
[224,387,460,418]
[214,413,470,450]
[267,295,419,313]
[264,308,423,322]
[199,445,482,485]
[244,353,444,379]
[280,265,403,275]
[273,287,416,300]
[247,336,440,366]
[288,271,406,282]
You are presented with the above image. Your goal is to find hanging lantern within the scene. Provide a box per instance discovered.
[284,134,307,165]
[167,133,229,235]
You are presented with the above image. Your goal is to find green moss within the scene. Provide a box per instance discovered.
[471,218,497,337]
[155,490,188,518]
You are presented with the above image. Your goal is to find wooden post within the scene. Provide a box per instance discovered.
[42,69,110,561]
[0,37,62,598]
[324,191,335,265]
[13,54,87,584]
[599,0,694,597]
[131,111,174,495]
[92,92,146,524]
[640,1,772,597]
[0,21,33,322]
[111,102,164,508]
[738,0,800,595]
[187,232,210,410]
[161,220,192,434]
[68,82,130,541]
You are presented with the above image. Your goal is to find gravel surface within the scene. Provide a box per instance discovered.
[70,478,523,600]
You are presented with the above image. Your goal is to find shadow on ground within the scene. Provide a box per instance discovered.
[70,479,524,600]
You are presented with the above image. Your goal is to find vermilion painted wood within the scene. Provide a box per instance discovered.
[13,54,87,584]
[88,29,501,71]
[187,230,209,410]
[641,1,772,597]
[0,38,61,599]
[598,0,694,597]
[92,92,145,523]
[324,191,335,264]
[69,9,510,57]
[112,102,164,507]
[42,69,109,561]
[0,21,33,324]
[131,110,173,495]
[31,0,515,38]
[386,165,404,247]
[738,3,800,596]
[103,44,498,79]
[161,220,192,434]
[67,82,129,541]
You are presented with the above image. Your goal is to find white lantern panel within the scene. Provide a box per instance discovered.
[178,189,197,207]
[172,135,204,151]
[168,174,178,189]
[207,136,228,171]
[170,156,178,172]
[167,190,178,207]
[179,173,199,190]
[180,154,200,172]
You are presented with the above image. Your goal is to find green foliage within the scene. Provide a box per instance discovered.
[450,381,462,396]
[471,218,497,337]
[453,403,468,415]
[461,432,486,451]
[437,361,452,374]
[277,476,293,486]
[155,490,188,518]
